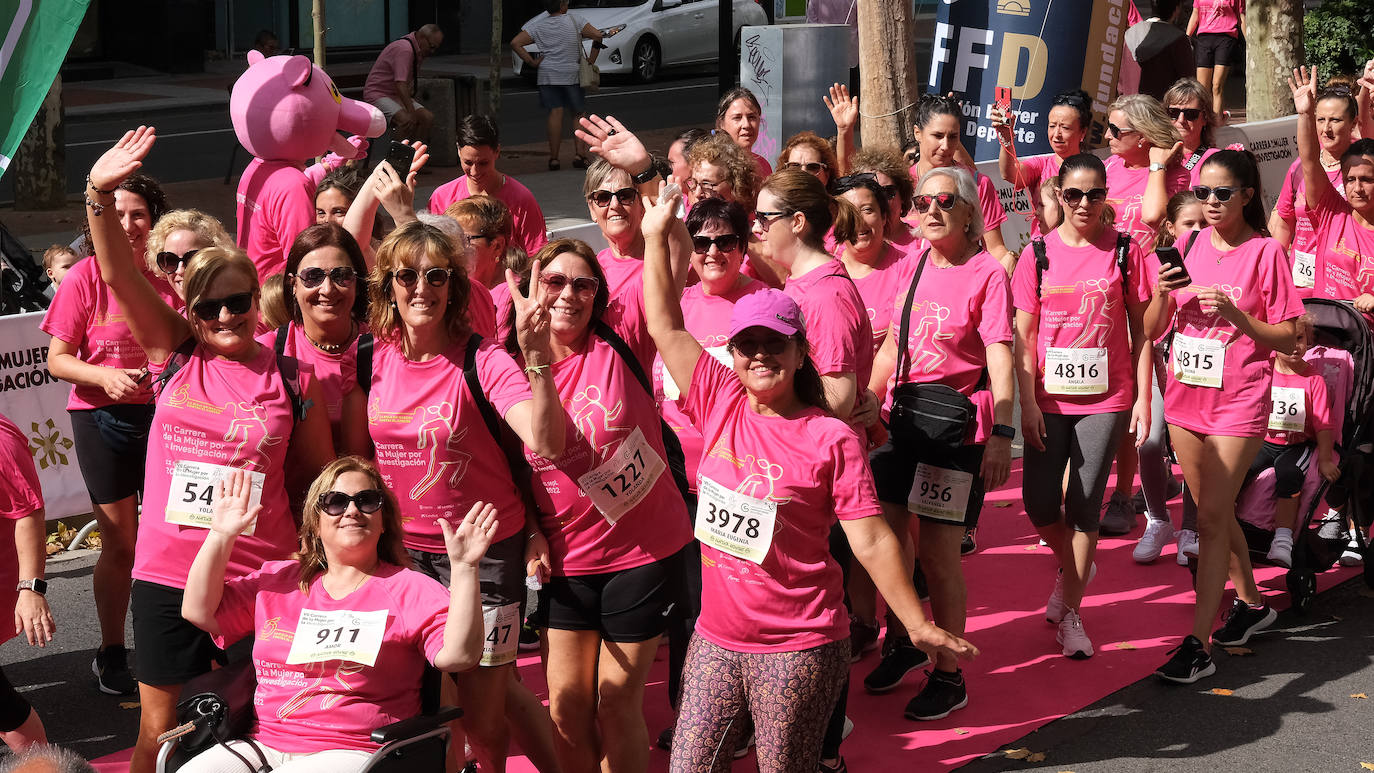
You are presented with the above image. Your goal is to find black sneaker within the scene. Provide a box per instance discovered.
[863,637,929,694]
[904,669,968,720]
[656,725,674,751]
[1155,635,1216,684]
[960,527,977,556]
[1210,598,1278,646]
[518,622,541,652]
[92,644,137,695]
[849,616,880,663]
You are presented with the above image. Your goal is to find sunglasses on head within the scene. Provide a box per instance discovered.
[294,266,357,288]
[1192,185,1244,203]
[1107,122,1137,139]
[913,192,958,212]
[691,234,742,254]
[1061,187,1108,206]
[156,249,199,275]
[588,187,637,207]
[538,271,599,297]
[391,267,452,288]
[317,489,385,516]
[1055,93,1088,107]
[730,335,791,358]
[1166,107,1203,121]
[191,292,253,322]
[784,161,829,175]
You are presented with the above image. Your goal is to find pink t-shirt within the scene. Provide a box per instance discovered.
[522,283,691,575]
[1105,154,1192,254]
[1265,367,1334,445]
[783,259,874,386]
[256,324,358,444]
[752,152,773,180]
[363,33,421,103]
[882,250,1013,443]
[367,337,532,551]
[467,278,497,339]
[490,281,514,344]
[237,159,317,280]
[1308,183,1374,302]
[0,413,42,646]
[1162,229,1305,436]
[655,277,768,492]
[595,248,645,303]
[1011,229,1151,415]
[1181,147,1220,186]
[135,343,313,589]
[214,560,448,754]
[1275,159,1343,298]
[1195,0,1243,36]
[40,257,160,410]
[1018,155,1064,238]
[427,176,548,256]
[848,245,911,354]
[682,353,881,653]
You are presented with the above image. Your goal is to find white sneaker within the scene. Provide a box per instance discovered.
[1057,609,1094,659]
[1176,529,1199,566]
[1046,563,1097,624]
[1133,518,1176,563]
[1339,538,1364,567]
[1266,532,1295,568]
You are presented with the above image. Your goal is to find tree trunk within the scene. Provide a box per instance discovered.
[14,75,64,211]
[1246,0,1303,121]
[489,0,502,115]
[856,0,919,149]
[312,0,326,67]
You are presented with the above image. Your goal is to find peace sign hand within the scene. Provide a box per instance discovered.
[1288,66,1319,115]
[90,126,157,192]
[507,259,553,364]
[574,114,652,175]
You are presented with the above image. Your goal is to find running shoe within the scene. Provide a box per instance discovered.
[1056,609,1094,659]
[1175,528,1199,566]
[1133,518,1175,563]
[92,644,137,696]
[1210,597,1277,646]
[1155,635,1215,684]
[904,669,968,721]
[1046,562,1097,624]
[518,622,542,652]
[849,616,880,663]
[960,527,977,555]
[1339,537,1365,567]
[1099,491,1136,536]
[1266,531,1295,568]
[863,636,929,693]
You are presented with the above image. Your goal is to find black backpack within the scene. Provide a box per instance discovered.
[158,335,311,423]
[1031,231,1132,297]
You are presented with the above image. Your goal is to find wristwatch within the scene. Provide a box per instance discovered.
[17,579,46,595]
[1148,162,1166,173]
[630,164,658,185]
[991,424,1016,439]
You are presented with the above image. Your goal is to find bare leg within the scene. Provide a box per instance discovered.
[92,495,138,647]
[131,682,182,773]
[1210,65,1232,117]
[0,709,46,751]
[595,637,661,773]
[544,629,602,773]
[507,674,562,772]
[547,108,565,163]
[918,522,967,673]
[1113,433,1138,498]
[457,663,514,773]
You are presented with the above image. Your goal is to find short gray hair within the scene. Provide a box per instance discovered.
[915,166,985,241]
[415,212,464,243]
[0,744,97,773]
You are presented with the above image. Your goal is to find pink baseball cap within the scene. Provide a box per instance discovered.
[728,288,806,338]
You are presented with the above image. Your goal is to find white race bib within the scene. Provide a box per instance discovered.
[166,461,262,535]
[662,346,732,401]
[907,463,974,523]
[286,608,388,667]
[1172,334,1225,389]
[695,475,778,564]
[1044,347,1108,395]
[1292,250,1316,289]
[1268,385,1306,433]
[577,426,666,524]
[480,602,521,667]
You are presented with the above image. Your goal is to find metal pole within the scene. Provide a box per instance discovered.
[490,0,502,115]
[718,0,734,97]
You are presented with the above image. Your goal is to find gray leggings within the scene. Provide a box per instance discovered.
[1137,350,1198,530]
[1024,410,1129,532]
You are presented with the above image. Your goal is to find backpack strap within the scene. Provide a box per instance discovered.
[1182,230,1199,257]
[275,351,312,424]
[154,336,199,397]
[462,333,503,444]
[355,333,374,395]
[1032,238,1048,297]
[273,324,289,358]
[1115,232,1131,297]
[894,250,930,387]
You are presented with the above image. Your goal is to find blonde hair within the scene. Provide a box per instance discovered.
[42,244,77,271]
[182,246,259,322]
[145,209,234,275]
[1109,94,1182,150]
[368,221,471,344]
[1161,78,1217,148]
[259,272,291,330]
[686,133,759,209]
[298,456,410,591]
[446,195,513,239]
[759,169,860,248]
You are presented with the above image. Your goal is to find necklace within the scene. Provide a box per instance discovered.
[306,322,356,353]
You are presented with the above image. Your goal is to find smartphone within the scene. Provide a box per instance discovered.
[995,86,1013,111]
[384,141,414,177]
[1155,245,1191,284]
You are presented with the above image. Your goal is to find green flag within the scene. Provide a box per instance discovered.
[0,0,91,175]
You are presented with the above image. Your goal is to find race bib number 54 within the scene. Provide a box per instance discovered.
[166,461,262,534]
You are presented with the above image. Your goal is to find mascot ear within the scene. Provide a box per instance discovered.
[284,55,313,89]
[247,50,265,66]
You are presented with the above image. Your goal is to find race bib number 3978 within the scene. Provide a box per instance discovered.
[695,475,777,564]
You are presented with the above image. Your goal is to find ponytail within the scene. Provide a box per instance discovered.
[831,196,860,245]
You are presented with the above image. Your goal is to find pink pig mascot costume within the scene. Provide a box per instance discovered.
[231,51,386,279]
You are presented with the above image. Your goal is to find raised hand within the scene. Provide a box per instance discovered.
[399,139,431,188]
[507,259,553,360]
[374,160,416,222]
[574,114,651,174]
[823,83,859,133]
[1288,66,1319,115]
[90,126,157,192]
[210,469,261,538]
[640,178,682,239]
[439,501,498,569]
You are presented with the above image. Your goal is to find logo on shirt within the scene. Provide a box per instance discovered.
[706,442,793,505]
[1068,278,1116,349]
[409,402,473,499]
[278,661,366,718]
[903,301,955,374]
[568,384,629,458]
[1179,284,1244,343]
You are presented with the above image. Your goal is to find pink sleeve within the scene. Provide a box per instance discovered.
[977,174,1008,230]
[1019,155,1050,190]
[609,280,656,372]
[1260,240,1305,323]
[468,279,497,339]
[976,268,1014,346]
[1168,165,1191,197]
[477,342,534,417]
[212,565,271,648]
[1274,161,1299,220]
[269,178,317,256]
[682,350,740,427]
[398,571,450,664]
[0,419,43,519]
[802,283,862,376]
[390,42,414,84]
[827,423,883,521]
[1308,374,1335,435]
[38,260,92,344]
[1010,242,1040,314]
[512,188,548,254]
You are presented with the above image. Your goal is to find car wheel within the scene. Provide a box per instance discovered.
[633,36,661,83]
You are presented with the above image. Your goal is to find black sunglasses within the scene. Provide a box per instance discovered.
[835,173,898,204]
[588,187,637,207]
[294,266,357,288]
[784,161,829,175]
[191,292,253,321]
[730,335,791,357]
[1054,93,1088,107]
[317,489,385,516]
[391,267,452,288]
[913,192,958,212]
[156,249,199,275]
[1166,107,1203,121]
[691,234,742,254]
[754,209,791,226]
[1107,122,1138,139]
[1192,185,1244,203]
[1061,187,1108,206]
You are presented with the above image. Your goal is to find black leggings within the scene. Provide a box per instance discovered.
[0,664,32,732]
[1247,441,1314,500]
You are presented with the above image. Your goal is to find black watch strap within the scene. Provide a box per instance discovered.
[630,164,658,185]
[991,423,1016,439]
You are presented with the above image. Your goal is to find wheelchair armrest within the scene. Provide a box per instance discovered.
[370,706,463,744]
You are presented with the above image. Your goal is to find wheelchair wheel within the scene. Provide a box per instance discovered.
[1286,568,1317,615]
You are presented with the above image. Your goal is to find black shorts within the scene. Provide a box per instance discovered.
[407,530,525,609]
[531,549,684,643]
[538,84,585,112]
[870,440,987,528]
[69,404,155,504]
[1195,32,1241,68]
[131,580,250,685]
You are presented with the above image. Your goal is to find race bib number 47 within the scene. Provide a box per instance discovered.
[166,461,262,534]
[695,475,777,564]
[480,602,520,667]
[286,608,388,667]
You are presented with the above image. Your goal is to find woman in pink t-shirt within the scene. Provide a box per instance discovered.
[82,128,338,773]
[1012,153,1154,660]
[1105,94,1189,256]
[143,209,233,305]
[179,457,492,772]
[776,131,837,187]
[851,147,920,254]
[716,87,772,179]
[1187,0,1245,115]
[835,174,911,354]
[865,166,1014,722]
[1163,78,1222,187]
[640,186,976,773]
[992,88,1092,238]
[1146,149,1302,684]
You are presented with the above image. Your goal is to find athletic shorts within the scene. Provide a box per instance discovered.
[870,440,987,528]
[538,84,585,112]
[371,96,427,120]
[1195,32,1241,68]
[408,531,526,667]
[69,404,154,503]
[131,580,250,685]
[531,548,684,643]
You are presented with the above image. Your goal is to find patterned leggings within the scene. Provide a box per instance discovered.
[669,635,849,773]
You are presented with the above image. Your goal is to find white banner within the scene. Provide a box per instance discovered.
[0,311,90,521]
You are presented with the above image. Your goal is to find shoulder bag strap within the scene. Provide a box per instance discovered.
[1032,238,1048,297]
[355,333,374,395]
[462,333,503,443]
[1115,233,1131,296]
[895,250,930,386]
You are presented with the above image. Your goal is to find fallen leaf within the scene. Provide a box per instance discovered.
[1360,763,1374,771]
[1113,642,1136,650]
[119,701,140,709]
[1210,688,1234,696]
[1027,752,1047,762]
[953,728,969,735]
[1004,747,1031,760]
[1024,545,1039,551]
[1222,646,1254,656]
[992,501,1013,508]
[1352,693,1369,699]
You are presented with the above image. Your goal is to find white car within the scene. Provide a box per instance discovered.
[514,0,770,84]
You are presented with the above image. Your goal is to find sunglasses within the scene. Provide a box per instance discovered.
[1055,93,1089,108]
[1107,122,1138,139]
[465,232,495,244]
[730,335,791,358]
[191,292,253,322]
[294,266,357,288]
[1061,187,1108,206]
[913,192,959,212]
[538,271,599,297]
[784,161,829,175]
[753,209,791,227]
[1192,185,1244,203]
[317,489,385,516]
[691,234,742,254]
[156,249,199,275]
[688,178,725,193]
[587,187,637,207]
[1166,107,1203,121]
[391,267,452,288]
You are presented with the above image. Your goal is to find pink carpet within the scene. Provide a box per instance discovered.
[94,462,1356,772]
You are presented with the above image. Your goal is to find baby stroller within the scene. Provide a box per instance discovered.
[1234,298,1374,613]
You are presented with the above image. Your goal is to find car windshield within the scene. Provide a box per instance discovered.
[568,0,645,7]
